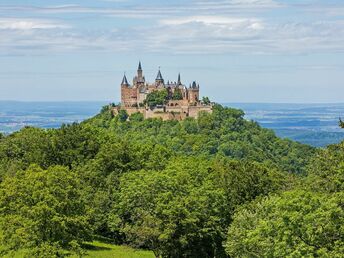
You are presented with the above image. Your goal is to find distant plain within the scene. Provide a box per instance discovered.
[1,101,344,147]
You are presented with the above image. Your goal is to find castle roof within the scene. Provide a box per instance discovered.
[156,69,164,82]
[138,61,142,71]
[121,74,129,85]
[177,73,181,85]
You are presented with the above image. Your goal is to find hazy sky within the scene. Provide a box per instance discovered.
[0,0,344,103]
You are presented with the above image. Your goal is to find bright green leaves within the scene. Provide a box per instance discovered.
[226,191,344,258]
[225,139,344,258]
[0,104,324,257]
[306,142,344,193]
[143,89,168,107]
[0,165,91,256]
[113,157,287,257]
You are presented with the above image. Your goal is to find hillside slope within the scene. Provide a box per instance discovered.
[0,105,318,257]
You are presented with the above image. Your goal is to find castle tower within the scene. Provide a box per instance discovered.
[155,68,164,87]
[133,61,145,86]
[188,81,200,103]
[121,73,138,107]
[138,61,142,77]
[177,73,182,86]
[137,61,144,82]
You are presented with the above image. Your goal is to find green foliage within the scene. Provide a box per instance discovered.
[100,105,114,121]
[130,112,144,122]
[0,165,91,256]
[143,89,168,107]
[0,104,324,256]
[172,88,183,100]
[225,139,344,258]
[113,157,289,257]
[25,242,65,258]
[306,142,344,193]
[226,190,344,258]
[118,110,129,122]
[202,96,211,105]
[101,105,110,114]
[0,127,49,169]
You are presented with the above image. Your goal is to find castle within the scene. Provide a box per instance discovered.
[114,62,213,120]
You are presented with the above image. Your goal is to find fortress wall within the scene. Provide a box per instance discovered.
[145,110,172,120]
[113,105,212,121]
[188,106,213,119]
[166,107,185,113]
[144,109,190,121]
[167,100,189,107]
[122,107,145,116]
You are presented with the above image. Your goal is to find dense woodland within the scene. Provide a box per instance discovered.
[0,104,343,257]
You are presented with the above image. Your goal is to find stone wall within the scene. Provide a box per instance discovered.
[112,103,212,121]
[188,105,213,119]
[121,86,138,107]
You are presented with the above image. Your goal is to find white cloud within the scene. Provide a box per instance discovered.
[0,2,344,55]
[1,17,344,55]
[160,16,264,31]
[194,0,281,9]
[0,1,279,17]
[0,18,70,30]
[228,0,277,5]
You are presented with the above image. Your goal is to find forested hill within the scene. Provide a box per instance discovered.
[1,104,342,257]
[86,104,315,174]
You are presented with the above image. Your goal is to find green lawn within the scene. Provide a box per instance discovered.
[74,241,155,258]
[1,241,155,258]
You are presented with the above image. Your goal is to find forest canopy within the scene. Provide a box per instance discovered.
[0,104,342,257]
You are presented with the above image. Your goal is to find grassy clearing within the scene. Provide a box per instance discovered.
[75,241,155,258]
[0,241,154,258]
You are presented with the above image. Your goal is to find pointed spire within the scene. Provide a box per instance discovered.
[192,81,197,89]
[138,61,142,71]
[177,73,181,85]
[121,73,129,86]
[156,67,164,83]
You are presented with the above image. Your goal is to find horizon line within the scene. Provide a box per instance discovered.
[1,100,344,105]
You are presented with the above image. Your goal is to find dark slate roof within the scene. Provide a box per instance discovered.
[138,61,142,70]
[156,69,164,81]
[177,73,181,85]
[121,74,129,85]
[192,81,197,88]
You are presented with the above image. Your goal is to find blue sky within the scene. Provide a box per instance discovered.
[0,0,344,103]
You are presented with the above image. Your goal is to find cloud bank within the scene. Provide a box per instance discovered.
[0,0,343,55]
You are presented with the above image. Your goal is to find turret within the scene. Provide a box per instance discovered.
[137,61,143,79]
[121,73,129,86]
[177,73,182,86]
[134,61,145,84]
[155,68,164,85]
[188,81,199,103]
